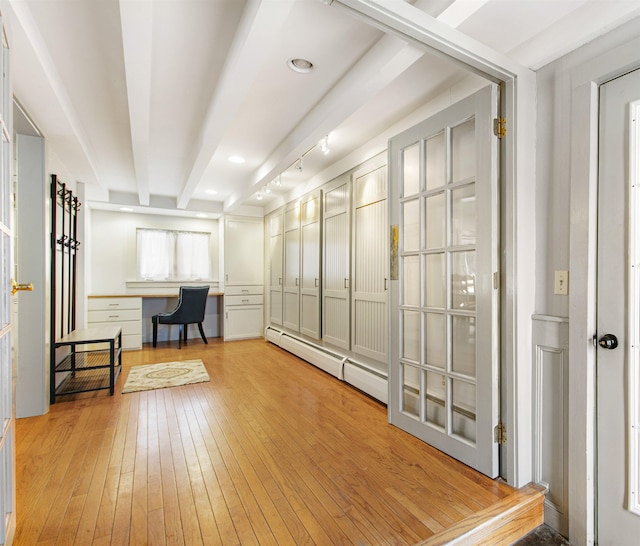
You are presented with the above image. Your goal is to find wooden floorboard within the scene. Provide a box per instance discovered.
[14,338,536,545]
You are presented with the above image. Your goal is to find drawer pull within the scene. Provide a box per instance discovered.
[108,303,119,307]
[242,299,250,304]
[108,315,120,319]
[242,289,250,293]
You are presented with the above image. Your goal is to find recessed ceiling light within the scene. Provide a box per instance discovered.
[196,213,208,218]
[119,207,133,212]
[287,58,314,74]
[228,155,245,164]
[205,189,218,195]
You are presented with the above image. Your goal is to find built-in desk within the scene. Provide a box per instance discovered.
[88,293,224,348]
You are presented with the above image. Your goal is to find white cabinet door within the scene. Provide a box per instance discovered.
[268,211,283,326]
[323,180,350,350]
[225,306,263,341]
[352,157,388,364]
[283,202,300,332]
[300,191,321,339]
[224,216,263,286]
[388,84,499,478]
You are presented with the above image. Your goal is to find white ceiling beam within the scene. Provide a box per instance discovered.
[223,31,425,211]
[436,0,491,28]
[119,0,153,206]
[8,0,103,187]
[176,0,296,210]
[331,0,525,81]
[224,0,449,212]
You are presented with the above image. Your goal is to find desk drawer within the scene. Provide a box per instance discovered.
[87,319,141,336]
[225,286,263,296]
[89,297,142,311]
[225,295,264,306]
[88,309,141,323]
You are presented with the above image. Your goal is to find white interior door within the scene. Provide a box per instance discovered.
[0,22,15,543]
[269,211,283,326]
[352,156,388,365]
[283,202,300,332]
[323,180,350,350]
[300,191,321,339]
[389,85,500,477]
[596,68,640,545]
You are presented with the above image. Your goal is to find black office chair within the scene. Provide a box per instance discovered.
[152,286,209,349]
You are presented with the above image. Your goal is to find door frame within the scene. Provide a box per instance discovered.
[568,33,640,546]
[330,0,536,489]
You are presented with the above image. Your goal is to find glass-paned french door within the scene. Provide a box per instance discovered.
[389,85,500,477]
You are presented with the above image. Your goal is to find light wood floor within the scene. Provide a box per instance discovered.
[14,338,516,545]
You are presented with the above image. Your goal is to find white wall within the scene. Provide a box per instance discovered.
[88,209,219,294]
[535,17,640,544]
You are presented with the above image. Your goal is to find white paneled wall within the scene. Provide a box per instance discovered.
[532,315,569,535]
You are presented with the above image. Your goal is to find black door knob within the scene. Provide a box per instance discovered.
[599,333,619,349]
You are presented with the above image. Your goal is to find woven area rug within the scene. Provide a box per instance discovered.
[122,359,210,394]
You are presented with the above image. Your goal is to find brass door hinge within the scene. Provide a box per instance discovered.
[494,117,507,139]
[495,422,507,444]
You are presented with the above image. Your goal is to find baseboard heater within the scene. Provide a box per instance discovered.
[265,326,388,403]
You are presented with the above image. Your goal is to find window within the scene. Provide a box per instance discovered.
[137,228,210,281]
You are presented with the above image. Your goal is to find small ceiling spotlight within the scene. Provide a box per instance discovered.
[296,157,303,172]
[228,155,245,164]
[275,174,282,186]
[265,183,271,194]
[319,134,330,155]
[119,207,133,212]
[256,191,263,201]
[196,213,208,218]
[287,58,314,74]
[205,189,218,195]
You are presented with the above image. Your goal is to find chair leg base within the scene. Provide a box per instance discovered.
[198,323,208,344]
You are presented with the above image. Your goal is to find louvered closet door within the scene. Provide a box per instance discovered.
[389,85,500,477]
[269,211,283,326]
[300,191,321,339]
[352,156,388,364]
[283,202,300,332]
[323,180,350,350]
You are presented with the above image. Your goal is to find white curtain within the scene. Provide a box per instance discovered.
[137,229,210,281]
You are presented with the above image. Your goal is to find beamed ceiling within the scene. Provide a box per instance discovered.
[4,0,640,216]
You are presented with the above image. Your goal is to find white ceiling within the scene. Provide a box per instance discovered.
[5,0,640,217]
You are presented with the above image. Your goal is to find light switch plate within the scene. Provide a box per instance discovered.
[554,270,569,295]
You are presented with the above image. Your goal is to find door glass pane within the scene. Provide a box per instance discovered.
[426,132,445,190]
[425,313,445,369]
[403,199,419,251]
[402,310,420,362]
[452,251,476,311]
[452,118,475,183]
[402,363,420,418]
[425,370,445,429]
[403,143,420,197]
[425,253,445,308]
[452,183,476,246]
[452,315,476,378]
[425,192,445,249]
[452,379,476,443]
[402,255,420,307]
